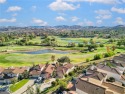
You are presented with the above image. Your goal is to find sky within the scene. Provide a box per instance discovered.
[0,0,125,26]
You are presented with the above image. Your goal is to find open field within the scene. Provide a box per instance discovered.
[0,36,125,67]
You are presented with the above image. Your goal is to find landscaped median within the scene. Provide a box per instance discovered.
[9,79,29,93]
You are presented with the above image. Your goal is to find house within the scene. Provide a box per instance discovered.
[76,77,125,94]
[0,67,29,84]
[29,70,41,78]
[113,56,125,64]
[13,67,29,77]
[3,68,16,78]
[30,64,45,71]
[102,81,125,94]
[76,78,107,94]
[41,64,55,79]
[29,64,45,78]
[82,68,107,85]
[55,63,74,78]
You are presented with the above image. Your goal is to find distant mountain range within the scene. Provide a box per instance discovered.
[0,25,125,32]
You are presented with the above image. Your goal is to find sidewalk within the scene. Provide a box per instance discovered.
[12,80,34,94]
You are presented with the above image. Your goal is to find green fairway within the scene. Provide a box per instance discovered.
[10,79,29,93]
[0,36,125,67]
[0,46,125,67]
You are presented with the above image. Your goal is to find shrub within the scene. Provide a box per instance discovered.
[94,54,102,60]
[100,44,104,47]
[86,58,90,62]
[104,51,115,58]
[106,77,115,82]
[68,72,74,76]
[51,81,57,86]
[64,74,68,77]
[78,43,83,47]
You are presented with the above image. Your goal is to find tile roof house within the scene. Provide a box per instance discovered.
[41,64,55,79]
[95,63,125,84]
[55,63,74,78]
[113,56,125,64]
[76,78,106,94]
[81,69,107,85]
[13,67,29,74]
[29,64,45,78]
[0,67,29,84]
[76,77,125,94]
[102,81,125,94]
[111,55,125,72]
[29,70,41,78]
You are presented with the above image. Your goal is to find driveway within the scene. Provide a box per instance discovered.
[12,79,34,94]
[22,78,55,94]
[40,78,55,91]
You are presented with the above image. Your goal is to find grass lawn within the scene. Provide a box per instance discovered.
[10,79,29,93]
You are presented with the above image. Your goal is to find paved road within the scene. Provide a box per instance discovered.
[12,79,34,94]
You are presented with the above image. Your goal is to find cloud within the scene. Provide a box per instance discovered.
[31,6,37,11]
[64,0,120,4]
[56,16,66,21]
[7,6,22,12]
[0,18,16,23]
[0,0,6,4]
[71,16,79,22]
[32,18,48,26]
[58,13,67,16]
[84,19,93,26]
[78,19,93,26]
[122,0,125,3]
[95,9,112,19]
[111,7,125,14]
[115,17,125,25]
[12,13,18,17]
[77,22,84,26]
[96,20,103,24]
[49,0,80,11]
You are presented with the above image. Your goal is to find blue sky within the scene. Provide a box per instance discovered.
[0,0,125,26]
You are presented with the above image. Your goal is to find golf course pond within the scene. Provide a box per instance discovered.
[17,49,70,54]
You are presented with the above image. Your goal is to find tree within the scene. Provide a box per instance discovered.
[78,43,83,47]
[90,39,95,44]
[22,70,29,79]
[35,85,41,94]
[117,41,121,47]
[51,55,55,62]
[57,56,70,63]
